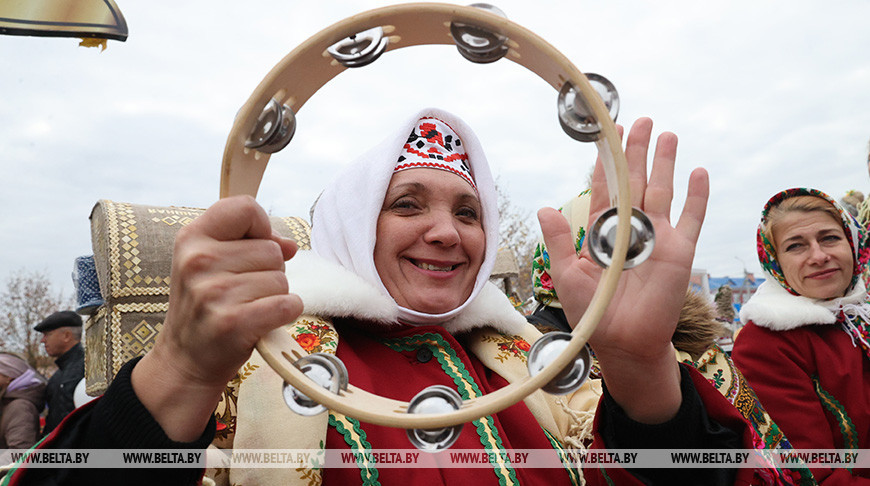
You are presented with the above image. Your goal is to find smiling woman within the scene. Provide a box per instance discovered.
[374,169,486,315]
[308,110,501,328]
[733,187,870,484]
[767,196,854,300]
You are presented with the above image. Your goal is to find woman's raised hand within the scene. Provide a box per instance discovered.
[538,117,709,423]
[131,196,304,441]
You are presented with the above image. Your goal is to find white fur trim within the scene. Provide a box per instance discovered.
[286,251,527,335]
[441,282,529,335]
[740,277,869,331]
[287,250,399,324]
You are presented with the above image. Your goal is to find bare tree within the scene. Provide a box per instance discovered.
[496,180,539,307]
[0,269,72,369]
[495,167,595,311]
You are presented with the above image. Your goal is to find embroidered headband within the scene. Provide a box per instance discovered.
[757,187,870,295]
[395,117,475,190]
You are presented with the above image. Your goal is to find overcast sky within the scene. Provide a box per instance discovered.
[1,0,869,302]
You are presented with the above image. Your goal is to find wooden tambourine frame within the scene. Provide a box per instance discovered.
[220,2,633,429]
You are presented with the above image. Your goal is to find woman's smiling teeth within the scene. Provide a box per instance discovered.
[413,261,457,272]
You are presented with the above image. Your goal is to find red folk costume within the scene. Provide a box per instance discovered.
[733,188,870,485]
[227,250,596,485]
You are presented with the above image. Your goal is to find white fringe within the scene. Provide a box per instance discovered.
[839,302,870,350]
[555,393,602,486]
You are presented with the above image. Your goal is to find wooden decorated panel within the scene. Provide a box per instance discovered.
[85,199,311,394]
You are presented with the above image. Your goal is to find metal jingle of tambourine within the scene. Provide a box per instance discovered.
[282,353,349,416]
[557,73,620,142]
[245,98,297,153]
[405,385,464,451]
[449,3,509,64]
[327,26,389,68]
[527,332,592,395]
[587,206,655,270]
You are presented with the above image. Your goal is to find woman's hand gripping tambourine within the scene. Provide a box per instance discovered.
[220,3,655,451]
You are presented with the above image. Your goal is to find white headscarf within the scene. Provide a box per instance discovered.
[310,108,499,325]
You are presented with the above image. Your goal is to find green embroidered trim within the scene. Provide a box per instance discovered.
[328,412,381,486]
[812,375,859,456]
[382,333,481,397]
[601,469,616,486]
[381,333,517,486]
[0,435,49,485]
[541,428,583,486]
[472,417,519,486]
[796,466,818,486]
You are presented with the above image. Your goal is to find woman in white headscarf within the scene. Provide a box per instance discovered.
[8,110,772,486]
[0,352,46,449]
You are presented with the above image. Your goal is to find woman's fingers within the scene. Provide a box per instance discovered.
[188,195,274,242]
[674,168,710,244]
[624,118,653,208]
[589,159,608,214]
[274,232,300,262]
[196,269,290,308]
[159,196,305,385]
[537,207,575,281]
[181,238,289,274]
[537,206,599,326]
[197,283,304,341]
[644,132,678,219]
[239,293,304,337]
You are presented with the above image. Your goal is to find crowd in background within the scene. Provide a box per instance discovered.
[0,311,84,450]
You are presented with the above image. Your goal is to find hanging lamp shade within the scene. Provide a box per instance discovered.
[0,0,127,41]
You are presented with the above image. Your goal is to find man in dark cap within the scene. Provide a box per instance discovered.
[34,310,85,434]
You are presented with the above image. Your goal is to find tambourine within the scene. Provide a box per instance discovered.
[220,2,655,451]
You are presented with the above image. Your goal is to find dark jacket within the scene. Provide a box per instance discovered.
[43,343,85,434]
[1,382,46,449]
[6,357,212,486]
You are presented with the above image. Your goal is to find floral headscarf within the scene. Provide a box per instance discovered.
[756,188,870,296]
[756,188,870,361]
